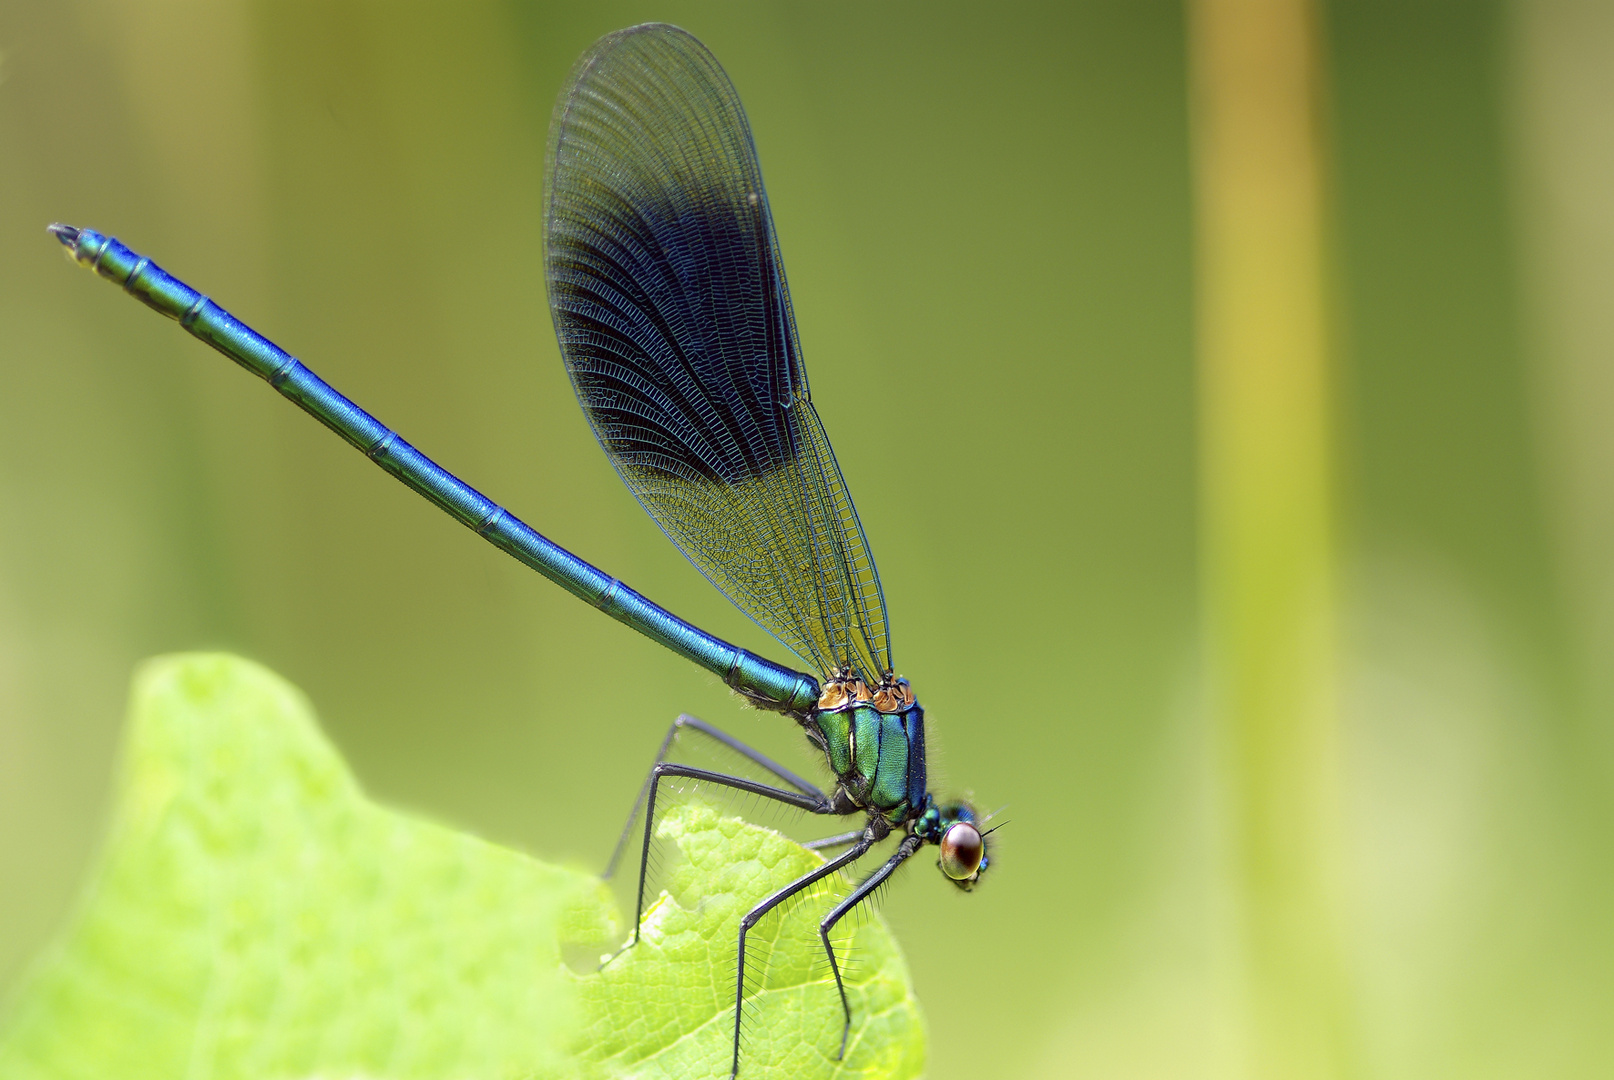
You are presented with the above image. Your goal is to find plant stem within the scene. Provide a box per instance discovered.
[1188,0,1354,1075]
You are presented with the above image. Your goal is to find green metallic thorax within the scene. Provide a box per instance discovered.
[810,700,927,824]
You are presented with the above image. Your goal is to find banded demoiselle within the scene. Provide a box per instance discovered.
[49,23,992,1077]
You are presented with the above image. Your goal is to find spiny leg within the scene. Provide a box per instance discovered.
[803,829,865,852]
[607,762,847,965]
[732,834,875,1079]
[817,834,923,1059]
[604,714,828,881]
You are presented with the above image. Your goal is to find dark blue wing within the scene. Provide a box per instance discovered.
[543,23,890,681]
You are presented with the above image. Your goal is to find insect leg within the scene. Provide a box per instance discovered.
[732,835,875,1079]
[604,763,844,967]
[802,829,866,851]
[817,834,924,1058]
[603,713,825,880]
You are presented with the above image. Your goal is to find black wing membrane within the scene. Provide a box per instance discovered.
[544,23,890,681]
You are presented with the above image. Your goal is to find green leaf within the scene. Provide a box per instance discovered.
[0,654,924,1079]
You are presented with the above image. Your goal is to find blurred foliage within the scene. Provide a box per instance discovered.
[0,655,921,1079]
[0,1,1610,1077]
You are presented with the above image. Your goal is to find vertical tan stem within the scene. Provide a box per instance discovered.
[1187,0,1351,1076]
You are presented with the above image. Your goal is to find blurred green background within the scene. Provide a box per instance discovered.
[2,1,1611,1077]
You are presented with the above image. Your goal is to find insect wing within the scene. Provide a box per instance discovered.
[544,24,890,680]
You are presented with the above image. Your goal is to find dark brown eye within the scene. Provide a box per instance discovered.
[939,821,983,880]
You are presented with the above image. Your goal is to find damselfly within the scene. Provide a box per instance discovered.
[50,23,993,1078]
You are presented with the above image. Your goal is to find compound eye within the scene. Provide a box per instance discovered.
[939,821,984,880]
